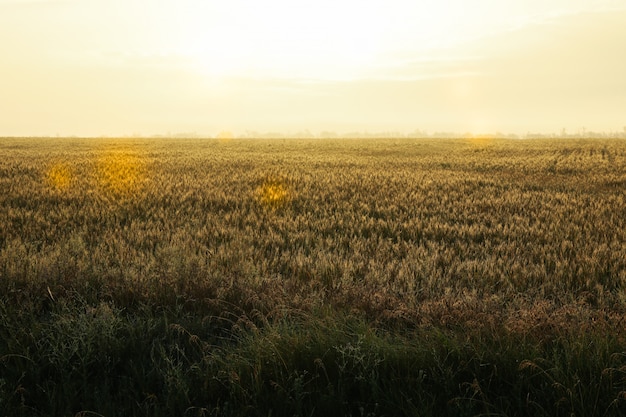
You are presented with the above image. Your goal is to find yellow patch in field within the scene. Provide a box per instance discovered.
[45,163,73,191]
[257,177,290,209]
[466,136,493,148]
[217,130,234,144]
[97,150,146,197]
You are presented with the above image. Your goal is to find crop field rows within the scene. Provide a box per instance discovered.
[1,137,626,416]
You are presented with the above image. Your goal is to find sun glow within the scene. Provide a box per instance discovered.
[171,0,412,79]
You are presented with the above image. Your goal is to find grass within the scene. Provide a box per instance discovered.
[1,136,626,416]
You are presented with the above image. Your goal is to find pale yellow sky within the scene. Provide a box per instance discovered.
[1,0,625,136]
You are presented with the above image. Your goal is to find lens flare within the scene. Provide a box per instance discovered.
[97,149,146,198]
[217,130,234,144]
[45,163,73,191]
[466,136,494,148]
[257,176,290,209]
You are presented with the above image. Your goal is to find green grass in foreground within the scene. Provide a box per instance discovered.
[1,137,626,416]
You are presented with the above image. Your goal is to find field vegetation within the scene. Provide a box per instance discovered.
[1,137,626,416]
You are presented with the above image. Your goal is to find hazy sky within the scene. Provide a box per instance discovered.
[1,0,625,136]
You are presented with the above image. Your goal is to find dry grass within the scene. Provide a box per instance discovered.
[4,138,624,320]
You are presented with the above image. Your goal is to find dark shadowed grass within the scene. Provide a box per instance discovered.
[3,297,626,416]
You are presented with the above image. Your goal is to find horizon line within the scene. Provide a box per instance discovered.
[3,129,626,140]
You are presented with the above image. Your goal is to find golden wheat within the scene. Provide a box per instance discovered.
[1,137,625,336]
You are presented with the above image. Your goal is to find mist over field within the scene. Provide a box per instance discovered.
[1,0,625,136]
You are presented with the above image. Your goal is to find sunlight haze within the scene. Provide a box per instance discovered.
[1,0,625,136]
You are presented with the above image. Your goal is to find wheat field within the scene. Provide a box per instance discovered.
[1,137,626,416]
